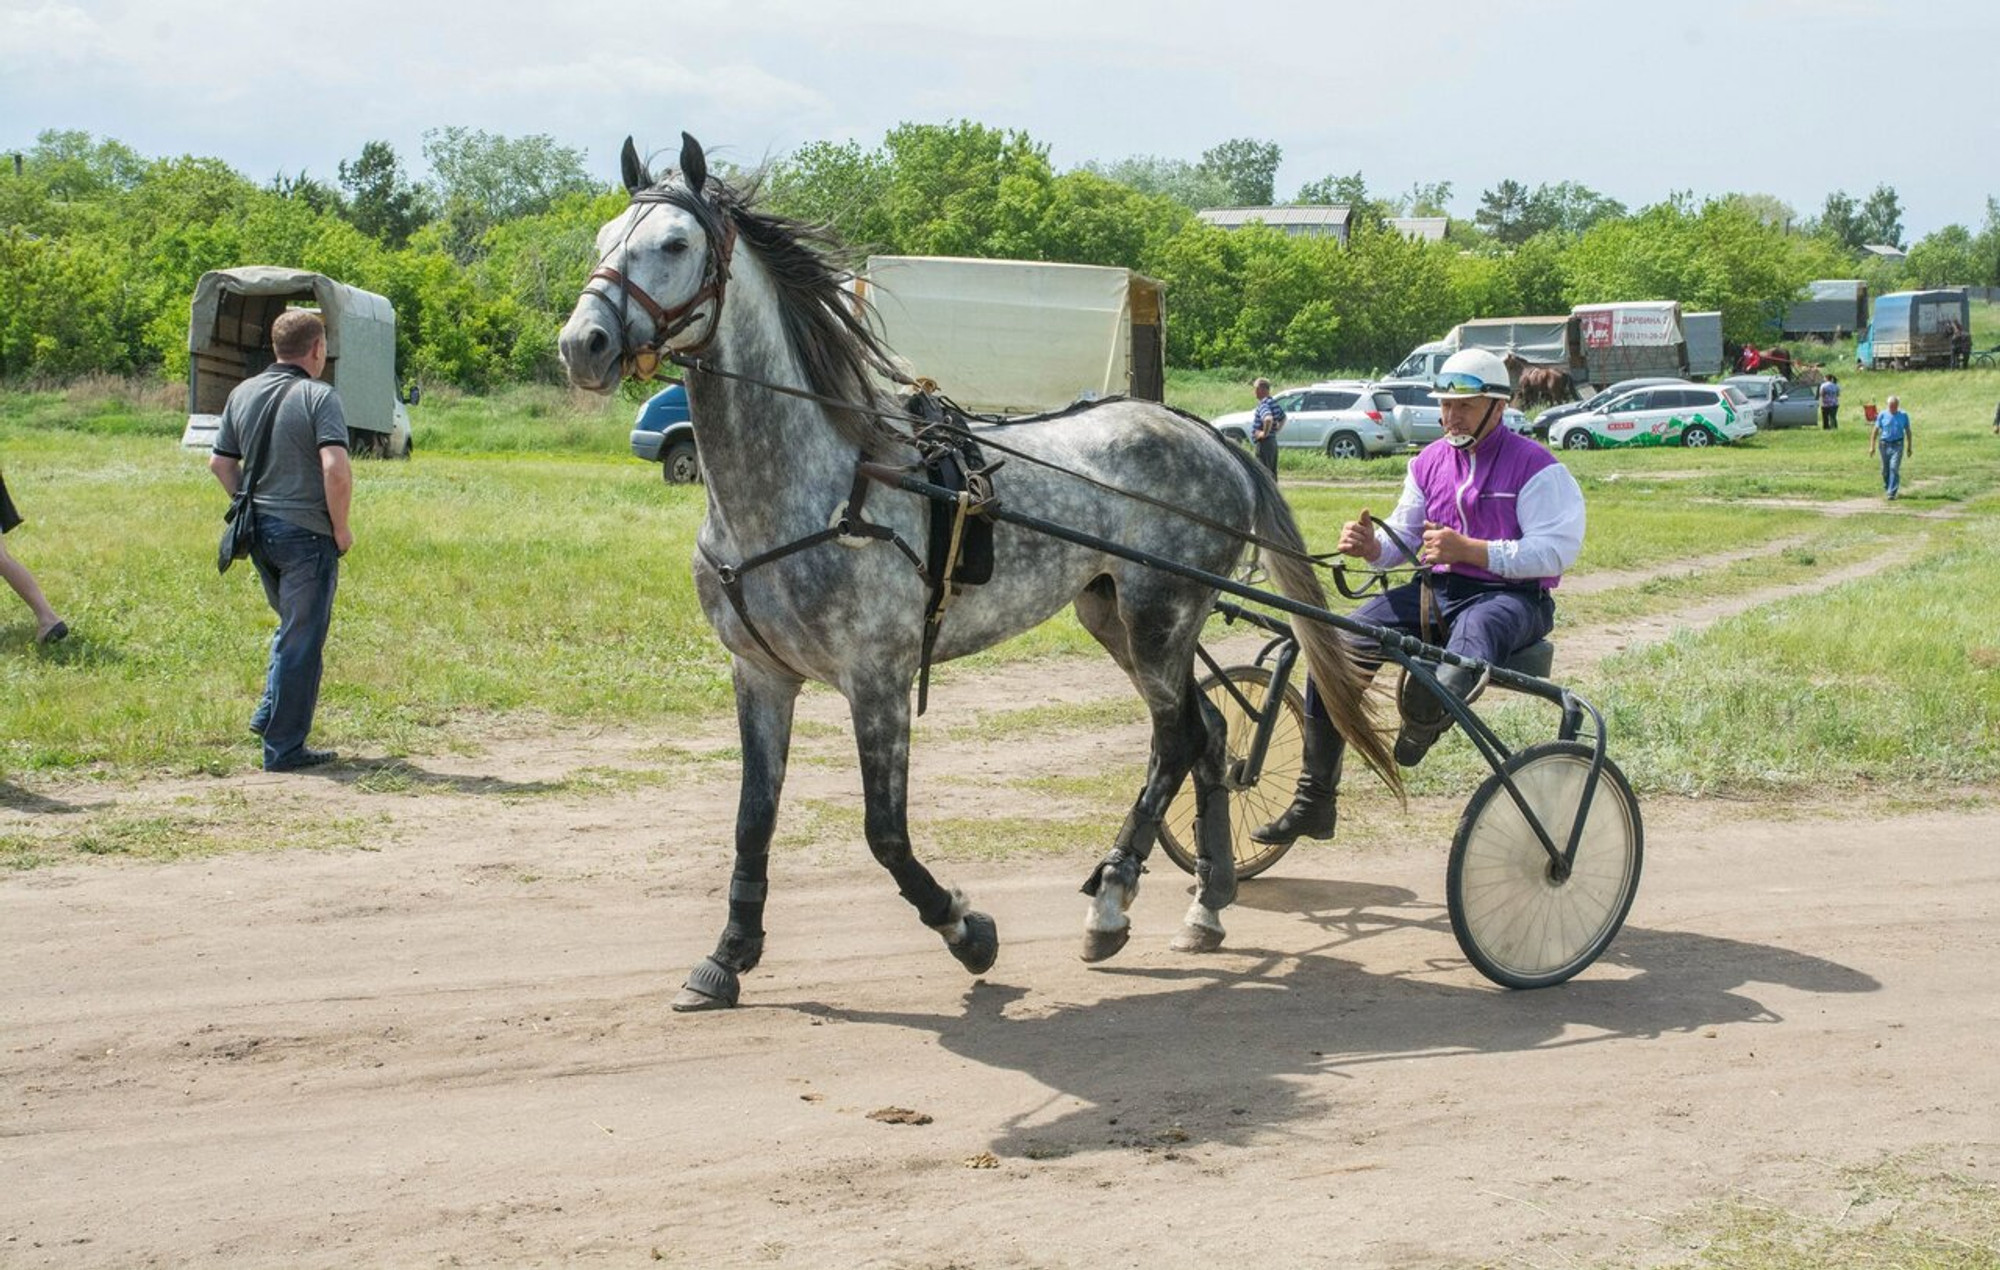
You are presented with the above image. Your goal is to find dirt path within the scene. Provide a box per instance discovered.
[6,530,1996,1268]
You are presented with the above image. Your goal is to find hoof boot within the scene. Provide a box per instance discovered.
[671,956,740,1011]
[949,911,999,975]
[1170,923,1226,954]
[1080,926,1131,963]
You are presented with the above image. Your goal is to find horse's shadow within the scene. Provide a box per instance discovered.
[311,757,575,798]
[793,876,1876,1158]
[0,779,108,815]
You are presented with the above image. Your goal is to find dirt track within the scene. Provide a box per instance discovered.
[6,523,1998,1267]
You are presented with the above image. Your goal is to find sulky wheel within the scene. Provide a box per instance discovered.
[1160,665,1306,881]
[1447,741,1643,989]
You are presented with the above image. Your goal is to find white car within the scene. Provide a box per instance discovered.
[1547,384,1758,451]
[1374,379,1532,445]
[1210,381,1401,459]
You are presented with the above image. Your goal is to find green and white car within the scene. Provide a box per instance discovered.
[1548,383,1757,450]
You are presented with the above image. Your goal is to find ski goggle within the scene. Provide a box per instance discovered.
[1432,370,1502,397]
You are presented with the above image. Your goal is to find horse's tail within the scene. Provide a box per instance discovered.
[1241,459,1404,800]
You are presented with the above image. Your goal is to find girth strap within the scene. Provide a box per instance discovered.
[700,459,926,680]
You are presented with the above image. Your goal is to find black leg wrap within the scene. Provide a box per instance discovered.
[1193,784,1237,910]
[1080,845,1145,897]
[910,884,957,929]
[949,911,999,975]
[717,926,764,975]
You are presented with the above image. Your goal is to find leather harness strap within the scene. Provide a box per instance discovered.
[700,460,928,681]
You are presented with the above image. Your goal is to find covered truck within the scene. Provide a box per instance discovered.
[854,256,1165,414]
[1782,279,1868,339]
[1571,301,1689,386]
[1389,315,1574,384]
[1857,288,1972,370]
[180,266,413,457]
[1392,302,1689,391]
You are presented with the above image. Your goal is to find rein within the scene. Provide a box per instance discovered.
[664,348,1346,576]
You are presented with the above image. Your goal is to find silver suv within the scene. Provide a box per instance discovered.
[1210,381,1401,458]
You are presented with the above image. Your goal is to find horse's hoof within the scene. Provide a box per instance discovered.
[947,911,999,975]
[670,985,734,1012]
[1170,923,1225,954]
[1080,926,1131,963]
[671,956,740,1011]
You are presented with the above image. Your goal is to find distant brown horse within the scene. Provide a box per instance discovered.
[1729,342,1795,378]
[1503,354,1574,409]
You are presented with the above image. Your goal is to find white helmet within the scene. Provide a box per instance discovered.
[1430,348,1513,401]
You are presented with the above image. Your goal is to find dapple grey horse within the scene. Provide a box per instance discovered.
[559,134,1396,1011]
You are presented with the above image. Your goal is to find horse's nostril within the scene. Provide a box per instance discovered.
[588,329,609,355]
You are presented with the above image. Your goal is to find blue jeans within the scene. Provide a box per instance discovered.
[1879,439,1905,497]
[247,512,340,768]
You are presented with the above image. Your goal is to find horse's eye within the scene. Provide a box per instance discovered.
[663,239,690,256]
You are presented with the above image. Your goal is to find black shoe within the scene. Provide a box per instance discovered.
[36,621,68,645]
[1395,663,1483,767]
[1250,793,1337,845]
[266,747,337,772]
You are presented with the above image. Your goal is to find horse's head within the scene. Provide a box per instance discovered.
[560,132,737,393]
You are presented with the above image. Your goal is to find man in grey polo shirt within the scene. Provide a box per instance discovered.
[209,309,354,772]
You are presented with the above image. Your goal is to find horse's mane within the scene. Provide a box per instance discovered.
[645,175,914,457]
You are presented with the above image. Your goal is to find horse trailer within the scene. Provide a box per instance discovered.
[180,266,414,457]
[855,256,1166,415]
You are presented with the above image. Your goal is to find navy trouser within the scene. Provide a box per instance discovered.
[1304,575,1554,718]
[248,512,340,768]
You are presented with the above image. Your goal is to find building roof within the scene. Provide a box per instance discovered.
[1196,205,1351,230]
[1389,216,1449,242]
[1861,244,1907,261]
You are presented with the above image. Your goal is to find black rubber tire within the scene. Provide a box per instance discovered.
[1561,428,1594,451]
[1446,741,1643,989]
[662,440,702,484]
[1326,431,1367,460]
[1160,665,1308,881]
[1680,425,1715,448]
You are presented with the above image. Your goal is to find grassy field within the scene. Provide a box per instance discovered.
[4,361,1999,796]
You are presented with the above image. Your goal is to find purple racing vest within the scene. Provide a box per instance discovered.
[1408,425,1564,590]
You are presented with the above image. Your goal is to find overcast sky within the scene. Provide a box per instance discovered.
[4,0,1995,239]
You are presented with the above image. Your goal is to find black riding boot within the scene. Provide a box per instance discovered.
[1395,663,1483,767]
[1250,705,1344,846]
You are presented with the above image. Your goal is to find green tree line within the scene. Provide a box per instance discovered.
[5,123,1998,388]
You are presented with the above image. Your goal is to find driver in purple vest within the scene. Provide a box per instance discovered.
[1254,348,1587,847]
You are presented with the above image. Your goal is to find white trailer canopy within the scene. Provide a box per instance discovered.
[859,256,1162,415]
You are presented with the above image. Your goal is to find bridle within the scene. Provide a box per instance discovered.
[583,195,739,381]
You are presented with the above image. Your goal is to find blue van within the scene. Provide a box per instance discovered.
[630,383,699,483]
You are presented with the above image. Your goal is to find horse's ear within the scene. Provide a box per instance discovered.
[620,136,650,195]
[679,132,707,196]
